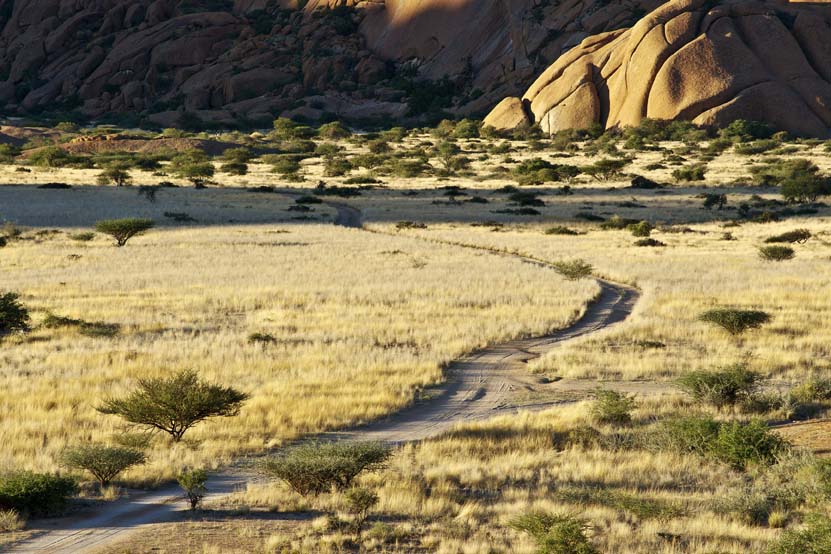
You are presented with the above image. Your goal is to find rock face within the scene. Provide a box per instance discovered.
[487,0,831,137]
[0,0,660,124]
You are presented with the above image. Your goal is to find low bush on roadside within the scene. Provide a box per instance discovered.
[551,259,593,281]
[60,444,145,486]
[0,472,77,517]
[263,442,391,497]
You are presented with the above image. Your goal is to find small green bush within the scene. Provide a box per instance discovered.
[635,238,665,247]
[759,245,795,262]
[0,472,77,517]
[545,226,580,236]
[95,218,154,247]
[628,221,653,237]
[580,159,629,181]
[344,487,378,538]
[768,515,831,554]
[60,444,145,486]
[263,442,391,497]
[551,259,593,281]
[510,511,597,554]
[97,165,133,187]
[590,390,636,426]
[69,232,95,242]
[672,164,707,182]
[764,229,811,244]
[0,292,30,334]
[712,419,788,470]
[677,364,760,408]
[177,468,207,510]
[698,308,771,336]
[220,162,248,175]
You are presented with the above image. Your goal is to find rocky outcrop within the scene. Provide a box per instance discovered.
[486,0,831,137]
[0,0,661,124]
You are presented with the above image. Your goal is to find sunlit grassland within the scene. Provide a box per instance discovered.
[0,224,595,483]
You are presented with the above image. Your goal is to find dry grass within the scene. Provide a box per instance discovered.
[0,218,594,484]
[388,218,831,382]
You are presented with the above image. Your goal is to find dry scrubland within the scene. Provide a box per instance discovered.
[0,216,594,483]
[3,123,831,553]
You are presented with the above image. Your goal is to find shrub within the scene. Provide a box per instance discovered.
[701,193,727,210]
[344,487,378,538]
[268,156,301,176]
[551,259,593,281]
[752,159,831,203]
[263,442,391,497]
[452,118,480,139]
[95,218,154,247]
[177,468,207,510]
[272,118,315,140]
[509,191,545,207]
[581,159,629,181]
[97,369,249,442]
[734,139,779,155]
[720,120,774,142]
[672,164,707,182]
[0,472,77,517]
[600,215,639,230]
[545,226,580,236]
[221,147,253,163]
[759,245,795,262]
[712,419,788,470]
[634,238,665,247]
[0,292,30,334]
[510,511,597,554]
[317,121,351,140]
[69,232,95,242]
[677,363,760,408]
[628,221,653,237]
[768,515,831,554]
[323,157,352,177]
[765,229,811,244]
[0,509,25,531]
[97,165,133,187]
[699,308,771,336]
[590,390,636,426]
[169,151,215,187]
[655,416,721,457]
[220,162,248,175]
[60,444,145,486]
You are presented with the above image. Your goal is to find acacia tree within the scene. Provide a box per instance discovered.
[699,309,771,336]
[60,444,145,486]
[95,218,154,247]
[97,165,133,187]
[97,370,249,441]
[177,468,207,509]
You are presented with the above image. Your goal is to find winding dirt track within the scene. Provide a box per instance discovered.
[9,203,645,554]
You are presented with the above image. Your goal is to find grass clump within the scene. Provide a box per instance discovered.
[263,442,391,497]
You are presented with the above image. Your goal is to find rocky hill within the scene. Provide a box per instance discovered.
[485,0,831,137]
[0,0,660,127]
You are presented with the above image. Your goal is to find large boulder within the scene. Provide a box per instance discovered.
[487,0,831,137]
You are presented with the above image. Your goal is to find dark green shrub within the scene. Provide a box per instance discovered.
[452,119,480,139]
[323,157,352,177]
[272,118,315,140]
[677,363,760,408]
[765,229,811,244]
[634,238,665,247]
[545,226,580,236]
[60,444,145,486]
[698,308,771,336]
[628,221,653,237]
[344,487,378,538]
[701,193,727,210]
[509,191,545,207]
[600,215,639,230]
[712,419,788,470]
[590,390,636,426]
[98,369,249,442]
[768,515,831,553]
[317,121,351,140]
[0,472,77,517]
[221,147,253,163]
[97,165,133,187]
[720,120,774,142]
[759,245,795,262]
[751,159,831,203]
[510,511,597,554]
[95,218,154,247]
[220,162,248,175]
[264,442,391,496]
[734,139,780,155]
[177,468,207,510]
[0,292,30,334]
[268,156,301,176]
[551,259,593,281]
[580,159,629,181]
[672,164,707,182]
[655,416,720,457]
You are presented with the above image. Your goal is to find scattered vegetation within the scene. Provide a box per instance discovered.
[94,218,154,247]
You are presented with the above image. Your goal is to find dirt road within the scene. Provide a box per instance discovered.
[8,203,647,553]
